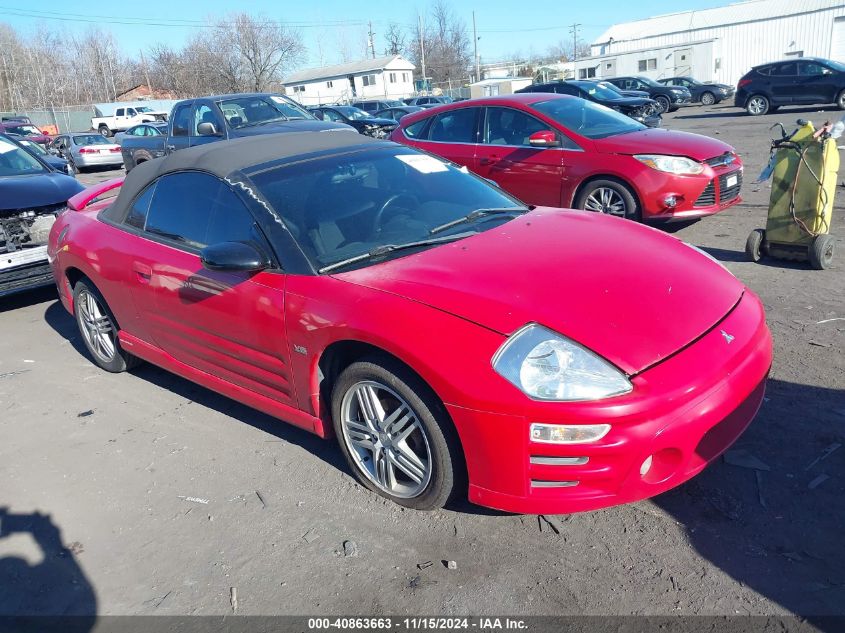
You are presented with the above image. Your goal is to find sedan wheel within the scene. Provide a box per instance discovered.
[747,95,770,116]
[654,95,670,113]
[332,357,463,510]
[700,91,716,106]
[576,180,639,222]
[73,279,140,373]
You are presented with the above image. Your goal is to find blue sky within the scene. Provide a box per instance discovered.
[3,0,732,67]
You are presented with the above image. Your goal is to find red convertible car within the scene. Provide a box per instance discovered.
[48,133,771,514]
[389,94,744,222]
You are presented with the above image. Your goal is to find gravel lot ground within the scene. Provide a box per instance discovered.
[1,105,843,622]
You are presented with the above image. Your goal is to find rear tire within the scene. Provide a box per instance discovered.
[331,355,463,510]
[98,125,112,138]
[575,179,641,221]
[809,234,835,270]
[746,95,770,116]
[73,279,141,373]
[837,90,845,111]
[745,229,765,262]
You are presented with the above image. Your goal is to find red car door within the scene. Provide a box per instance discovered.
[131,171,297,408]
[473,106,571,208]
[419,106,481,172]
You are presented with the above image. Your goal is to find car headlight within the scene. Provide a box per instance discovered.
[634,154,705,175]
[492,324,632,401]
[670,88,683,94]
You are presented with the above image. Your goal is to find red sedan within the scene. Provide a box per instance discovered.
[48,133,771,514]
[389,93,743,222]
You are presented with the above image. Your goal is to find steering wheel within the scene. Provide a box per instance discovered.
[372,194,418,232]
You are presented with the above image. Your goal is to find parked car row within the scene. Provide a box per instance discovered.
[735,57,845,116]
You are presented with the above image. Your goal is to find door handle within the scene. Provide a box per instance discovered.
[132,262,152,283]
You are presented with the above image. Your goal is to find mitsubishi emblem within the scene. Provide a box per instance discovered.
[720,330,735,344]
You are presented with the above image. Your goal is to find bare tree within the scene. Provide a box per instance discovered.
[383,23,407,56]
[409,1,472,85]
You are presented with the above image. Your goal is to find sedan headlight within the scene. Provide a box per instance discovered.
[492,324,632,401]
[634,154,705,175]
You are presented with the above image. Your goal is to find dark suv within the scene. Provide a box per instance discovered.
[735,57,845,116]
[604,76,691,113]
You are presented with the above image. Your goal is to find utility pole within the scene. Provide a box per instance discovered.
[368,21,376,59]
[418,13,427,92]
[569,23,581,62]
[472,11,480,83]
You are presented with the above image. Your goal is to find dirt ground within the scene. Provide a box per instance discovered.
[1,104,843,623]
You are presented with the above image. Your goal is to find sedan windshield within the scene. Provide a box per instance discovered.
[73,135,114,146]
[249,147,527,272]
[636,76,661,88]
[824,59,845,72]
[577,82,623,101]
[336,107,371,121]
[0,136,47,176]
[533,98,645,139]
[218,95,314,128]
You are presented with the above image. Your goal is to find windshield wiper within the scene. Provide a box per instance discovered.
[241,116,290,128]
[429,206,530,235]
[318,232,474,274]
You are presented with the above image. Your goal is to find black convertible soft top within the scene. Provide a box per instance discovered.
[111,130,381,213]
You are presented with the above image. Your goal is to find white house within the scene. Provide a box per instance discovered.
[575,0,845,86]
[281,55,416,106]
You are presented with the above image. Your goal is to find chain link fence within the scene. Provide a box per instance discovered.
[1,105,95,134]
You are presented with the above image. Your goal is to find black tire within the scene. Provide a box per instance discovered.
[837,90,845,111]
[745,229,765,262]
[654,95,671,113]
[331,355,464,510]
[574,178,641,221]
[98,125,112,138]
[700,91,716,106]
[68,159,79,175]
[72,279,141,373]
[746,95,770,116]
[809,234,835,270]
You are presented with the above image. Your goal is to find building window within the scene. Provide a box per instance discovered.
[293,85,305,93]
[638,58,657,72]
[326,80,333,88]
[362,74,377,86]
[403,72,409,82]
[578,67,596,79]
[389,72,397,83]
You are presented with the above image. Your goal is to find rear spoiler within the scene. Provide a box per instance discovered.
[67,177,125,211]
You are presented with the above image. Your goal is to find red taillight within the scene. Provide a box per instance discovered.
[737,79,752,89]
[110,146,121,152]
[78,148,96,154]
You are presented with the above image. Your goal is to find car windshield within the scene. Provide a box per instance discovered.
[533,98,645,139]
[336,107,371,120]
[73,135,114,146]
[248,146,527,272]
[5,124,41,136]
[823,59,845,72]
[636,76,661,88]
[135,106,154,113]
[0,136,48,176]
[218,95,314,128]
[578,82,623,101]
[19,139,47,155]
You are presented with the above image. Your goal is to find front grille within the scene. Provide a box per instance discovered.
[0,261,54,296]
[719,170,742,203]
[694,180,716,207]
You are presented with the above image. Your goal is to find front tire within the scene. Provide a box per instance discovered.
[809,234,835,270]
[331,356,463,510]
[837,90,845,111]
[746,95,770,116]
[575,179,641,221]
[700,91,716,106]
[73,279,140,373]
[654,95,670,113]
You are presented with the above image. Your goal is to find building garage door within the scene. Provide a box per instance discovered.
[831,17,845,63]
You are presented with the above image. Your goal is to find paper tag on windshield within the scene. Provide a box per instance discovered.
[397,154,448,173]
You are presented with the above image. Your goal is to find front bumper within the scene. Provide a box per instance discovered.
[0,246,54,297]
[451,291,772,515]
[641,164,743,221]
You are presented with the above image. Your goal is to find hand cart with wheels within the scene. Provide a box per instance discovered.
[746,120,838,270]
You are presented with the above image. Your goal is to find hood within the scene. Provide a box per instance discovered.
[232,120,355,137]
[358,117,398,127]
[594,128,734,160]
[43,156,70,171]
[605,96,654,109]
[335,209,744,375]
[0,171,84,211]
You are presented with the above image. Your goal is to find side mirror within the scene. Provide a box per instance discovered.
[200,242,270,272]
[197,122,220,136]
[528,130,560,148]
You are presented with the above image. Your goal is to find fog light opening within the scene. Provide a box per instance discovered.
[639,455,653,477]
[640,448,683,484]
[663,194,680,209]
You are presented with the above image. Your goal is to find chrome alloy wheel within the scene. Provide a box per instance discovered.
[76,289,117,363]
[747,96,768,115]
[340,381,432,498]
[584,187,627,217]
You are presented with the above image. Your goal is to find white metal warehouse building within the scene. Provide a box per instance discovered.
[574,0,845,86]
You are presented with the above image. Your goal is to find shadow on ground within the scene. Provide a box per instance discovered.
[674,105,840,121]
[0,507,97,630]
